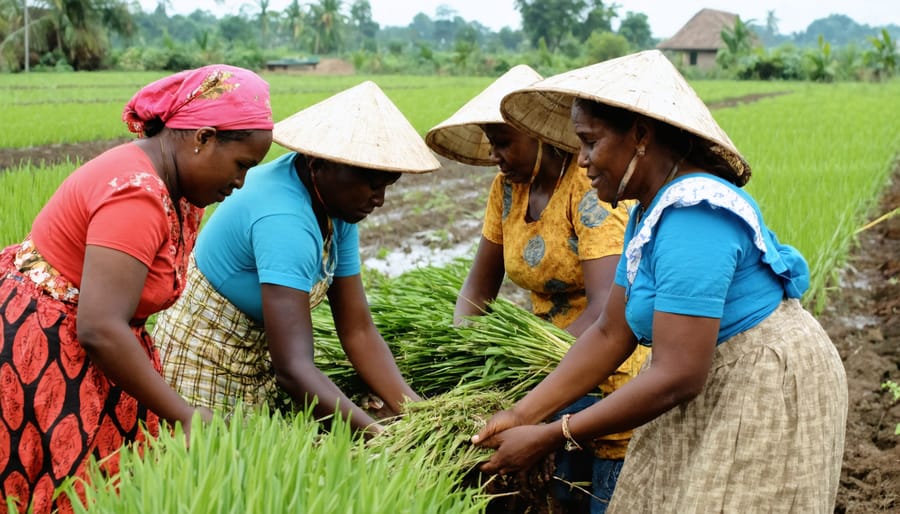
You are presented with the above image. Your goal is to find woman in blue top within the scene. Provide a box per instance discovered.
[152,81,439,437]
[471,51,847,513]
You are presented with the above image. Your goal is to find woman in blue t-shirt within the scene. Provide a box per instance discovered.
[471,50,847,513]
[152,81,439,437]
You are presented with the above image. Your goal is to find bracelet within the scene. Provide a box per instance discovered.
[560,413,583,451]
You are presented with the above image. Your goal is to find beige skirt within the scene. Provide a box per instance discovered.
[152,257,273,411]
[608,299,847,513]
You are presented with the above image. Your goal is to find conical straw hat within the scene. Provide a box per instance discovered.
[273,81,440,174]
[500,50,750,183]
[425,65,543,166]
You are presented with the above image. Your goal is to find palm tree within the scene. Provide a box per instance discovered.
[866,29,898,80]
[309,0,344,54]
[717,16,755,71]
[0,0,25,70]
[806,35,836,82]
[765,10,779,37]
[10,0,135,70]
[256,0,270,47]
[282,0,307,50]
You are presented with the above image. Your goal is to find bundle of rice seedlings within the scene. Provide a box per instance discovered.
[311,261,576,399]
[60,405,491,514]
[368,388,566,514]
[447,299,573,395]
[367,388,511,471]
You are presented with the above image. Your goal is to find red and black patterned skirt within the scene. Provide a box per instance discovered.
[0,243,160,513]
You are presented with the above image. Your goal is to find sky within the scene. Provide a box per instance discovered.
[139,0,900,39]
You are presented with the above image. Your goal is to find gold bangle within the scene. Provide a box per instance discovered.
[561,413,583,451]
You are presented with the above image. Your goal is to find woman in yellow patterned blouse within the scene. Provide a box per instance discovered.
[426,65,649,514]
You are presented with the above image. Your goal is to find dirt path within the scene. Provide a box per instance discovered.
[819,170,900,513]
[2,121,897,512]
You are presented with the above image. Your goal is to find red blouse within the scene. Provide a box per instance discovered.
[30,143,203,319]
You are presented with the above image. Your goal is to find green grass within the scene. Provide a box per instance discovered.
[55,405,490,514]
[0,161,81,246]
[715,81,900,311]
[0,72,493,147]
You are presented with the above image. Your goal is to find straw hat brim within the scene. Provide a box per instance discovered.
[425,65,543,167]
[500,51,750,182]
[274,80,440,174]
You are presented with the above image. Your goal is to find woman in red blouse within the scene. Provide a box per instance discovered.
[0,64,273,513]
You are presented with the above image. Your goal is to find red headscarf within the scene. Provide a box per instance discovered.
[122,64,273,136]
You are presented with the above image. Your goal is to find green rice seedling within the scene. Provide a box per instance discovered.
[369,387,568,513]
[384,263,572,396]
[0,73,493,147]
[60,404,490,514]
[882,380,900,436]
[717,81,900,312]
[368,388,511,472]
[0,71,163,147]
[453,300,573,396]
[379,77,493,136]
[3,102,128,146]
[0,161,76,246]
[312,261,574,399]
[0,70,160,91]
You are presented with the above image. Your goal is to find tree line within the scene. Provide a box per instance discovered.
[717,14,897,81]
[0,0,897,80]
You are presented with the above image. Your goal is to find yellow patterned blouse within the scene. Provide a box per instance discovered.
[482,159,650,459]
[482,158,627,325]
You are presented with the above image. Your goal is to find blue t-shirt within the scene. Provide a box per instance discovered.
[195,152,361,322]
[613,174,809,345]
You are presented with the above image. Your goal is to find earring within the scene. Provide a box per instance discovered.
[611,144,645,209]
[193,147,200,154]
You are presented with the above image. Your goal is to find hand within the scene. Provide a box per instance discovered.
[362,422,385,442]
[182,406,214,442]
[471,409,526,447]
[453,315,476,328]
[361,394,398,421]
[195,406,214,423]
[476,423,559,476]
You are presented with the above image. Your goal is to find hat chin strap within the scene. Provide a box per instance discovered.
[527,140,543,184]
[611,145,644,209]
[309,166,330,214]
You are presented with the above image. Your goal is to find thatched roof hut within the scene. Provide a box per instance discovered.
[657,8,738,70]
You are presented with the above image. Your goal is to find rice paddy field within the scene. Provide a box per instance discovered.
[1,70,899,513]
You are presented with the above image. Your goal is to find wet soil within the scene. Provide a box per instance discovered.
[820,170,900,513]
[2,134,898,513]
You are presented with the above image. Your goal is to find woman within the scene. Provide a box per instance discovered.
[0,64,274,513]
[426,64,646,512]
[152,81,437,438]
[472,50,848,513]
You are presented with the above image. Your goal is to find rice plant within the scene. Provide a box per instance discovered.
[59,404,491,514]
[0,161,76,246]
[312,261,574,399]
[716,81,900,311]
[0,73,493,147]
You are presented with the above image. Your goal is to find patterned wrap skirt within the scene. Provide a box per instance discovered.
[608,299,848,513]
[0,242,160,514]
[153,256,331,413]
